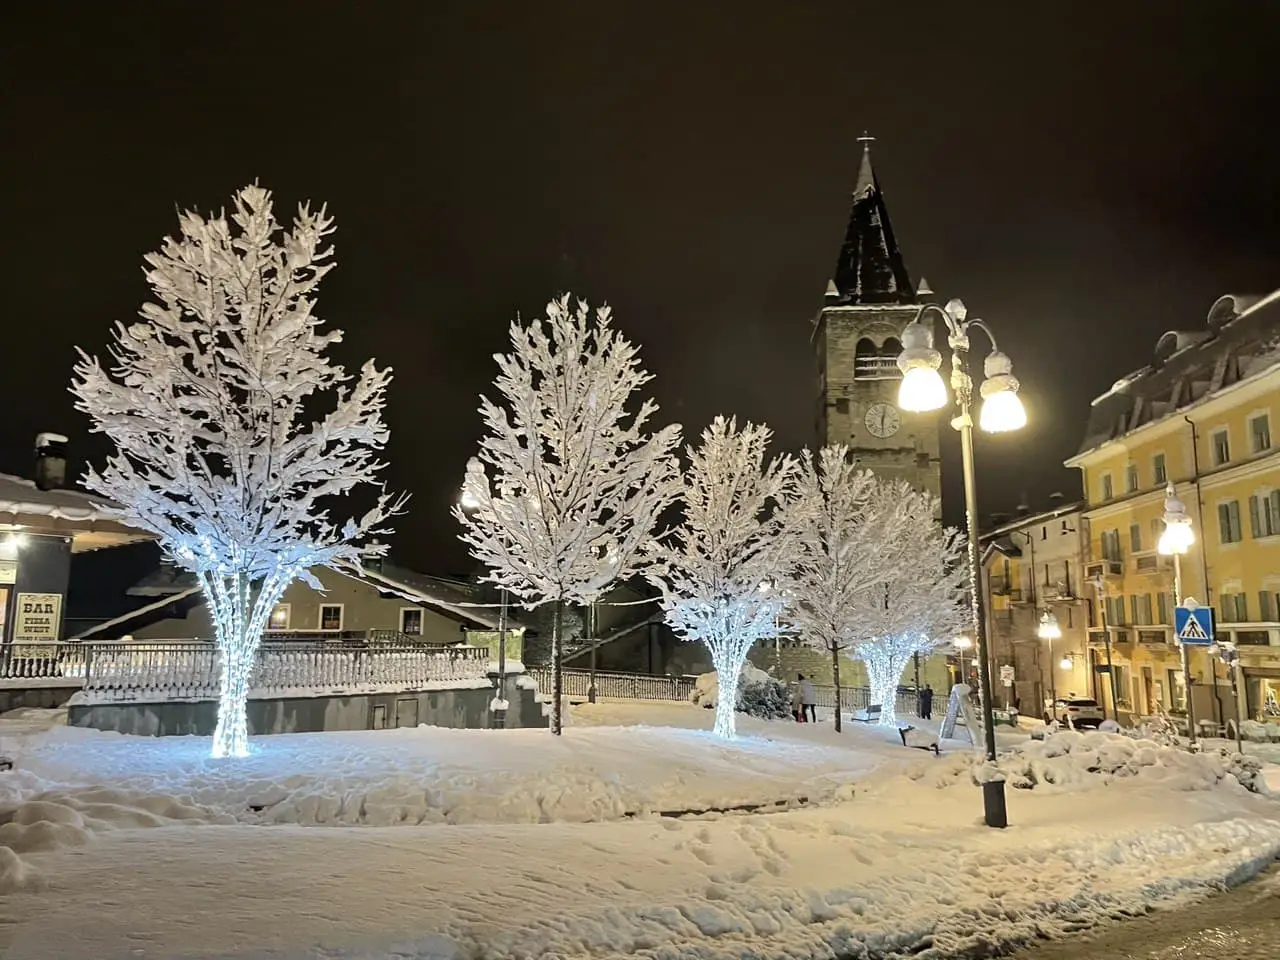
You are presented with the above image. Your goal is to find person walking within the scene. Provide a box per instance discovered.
[790,677,804,722]
[799,673,817,723]
[920,684,934,720]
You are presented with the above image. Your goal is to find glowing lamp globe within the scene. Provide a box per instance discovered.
[1060,656,1072,670]
[1157,520,1194,556]
[953,635,973,650]
[899,366,948,412]
[1037,612,1061,640]
[978,388,1027,432]
[896,317,946,412]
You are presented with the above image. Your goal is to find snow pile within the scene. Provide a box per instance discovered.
[907,730,1271,796]
[1241,718,1280,742]
[4,714,889,830]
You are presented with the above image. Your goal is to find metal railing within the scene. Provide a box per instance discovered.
[1,641,490,703]
[527,667,695,702]
[807,684,923,717]
[853,356,903,381]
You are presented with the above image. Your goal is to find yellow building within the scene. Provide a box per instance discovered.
[1066,291,1280,729]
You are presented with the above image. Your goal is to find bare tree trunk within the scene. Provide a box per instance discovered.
[551,596,564,735]
[831,643,843,733]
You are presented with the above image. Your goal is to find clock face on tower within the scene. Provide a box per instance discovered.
[864,402,901,439]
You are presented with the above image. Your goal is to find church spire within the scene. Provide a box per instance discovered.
[826,134,916,306]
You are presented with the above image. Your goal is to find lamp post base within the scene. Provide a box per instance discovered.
[982,780,1008,829]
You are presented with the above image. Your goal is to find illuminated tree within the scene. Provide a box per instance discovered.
[851,485,967,725]
[456,295,682,734]
[72,185,402,758]
[648,417,797,739]
[777,446,896,731]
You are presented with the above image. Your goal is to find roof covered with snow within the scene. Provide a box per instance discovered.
[0,473,152,551]
[1073,288,1280,458]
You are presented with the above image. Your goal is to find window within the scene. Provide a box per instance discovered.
[1152,453,1167,485]
[1212,429,1230,466]
[1248,490,1280,538]
[1101,473,1114,500]
[1129,522,1142,554]
[1156,591,1170,624]
[1168,669,1186,711]
[1218,500,1243,544]
[1105,595,1126,625]
[1220,593,1248,622]
[1258,590,1280,622]
[319,604,344,631]
[1100,528,1123,561]
[1130,593,1153,625]
[268,603,291,631]
[400,607,423,636]
[1236,630,1271,645]
[1126,464,1139,493]
[1250,413,1271,453]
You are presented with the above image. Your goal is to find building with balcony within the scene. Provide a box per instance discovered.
[981,500,1090,718]
[1066,290,1280,727]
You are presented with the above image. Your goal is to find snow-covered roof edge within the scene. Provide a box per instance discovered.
[70,585,203,640]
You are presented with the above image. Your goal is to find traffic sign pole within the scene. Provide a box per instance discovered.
[1175,554,1196,747]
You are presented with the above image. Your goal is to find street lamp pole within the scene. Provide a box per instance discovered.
[1038,610,1061,713]
[1159,483,1198,747]
[899,298,1026,829]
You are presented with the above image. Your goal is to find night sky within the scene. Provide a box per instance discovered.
[3,2,1278,577]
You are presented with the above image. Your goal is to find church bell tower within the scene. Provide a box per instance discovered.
[814,136,941,499]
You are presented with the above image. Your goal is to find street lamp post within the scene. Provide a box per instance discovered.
[462,458,510,729]
[1158,482,1197,746]
[953,634,973,688]
[898,298,1026,829]
[1038,610,1061,713]
[1208,641,1244,753]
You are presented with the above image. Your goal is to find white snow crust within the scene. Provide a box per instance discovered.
[0,703,1277,959]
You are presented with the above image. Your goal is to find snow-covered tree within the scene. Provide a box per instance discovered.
[777,446,904,732]
[647,417,798,739]
[851,484,968,725]
[71,185,402,759]
[456,295,682,734]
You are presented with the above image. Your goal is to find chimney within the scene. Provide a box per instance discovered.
[34,433,69,491]
[1048,491,1064,504]
[363,540,385,573]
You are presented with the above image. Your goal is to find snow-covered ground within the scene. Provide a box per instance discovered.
[0,702,1278,959]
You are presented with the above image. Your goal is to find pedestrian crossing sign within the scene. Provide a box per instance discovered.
[1174,605,1215,645]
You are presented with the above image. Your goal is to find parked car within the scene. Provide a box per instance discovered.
[1043,697,1104,729]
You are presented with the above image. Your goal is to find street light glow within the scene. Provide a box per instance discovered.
[1037,611,1061,640]
[1158,483,1195,556]
[899,365,948,412]
[953,634,973,650]
[1059,656,1072,670]
[977,351,1026,433]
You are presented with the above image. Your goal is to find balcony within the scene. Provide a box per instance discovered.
[1132,551,1172,576]
[1137,628,1170,645]
[1085,560,1124,580]
[853,356,903,381]
[1042,580,1075,601]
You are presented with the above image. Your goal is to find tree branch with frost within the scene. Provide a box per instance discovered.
[646,417,798,739]
[71,184,404,758]
[776,446,915,731]
[455,294,682,734]
[847,484,968,725]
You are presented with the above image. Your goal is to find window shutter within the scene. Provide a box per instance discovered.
[1157,591,1170,624]
[1260,591,1273,623]
[1250,496,1262,538]
[1219,503,1231,542]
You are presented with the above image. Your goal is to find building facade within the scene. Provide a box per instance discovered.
[1066,291,1280,726]
[814,137,941,498]
[981,502,1090,718]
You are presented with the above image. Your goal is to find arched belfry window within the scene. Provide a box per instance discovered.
[854,336,902,381]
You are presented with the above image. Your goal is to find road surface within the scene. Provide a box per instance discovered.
[1013,863,1280,959]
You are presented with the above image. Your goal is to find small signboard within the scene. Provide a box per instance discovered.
[999,665,1015,687]
[939,683,977,745]
[13,592,62,642]
[1174,604,1215,646]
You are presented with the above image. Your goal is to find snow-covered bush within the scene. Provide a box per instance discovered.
[690,663,789,721]
[738,675,791,720]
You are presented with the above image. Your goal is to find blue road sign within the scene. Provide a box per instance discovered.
[1174,605,1215,645]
